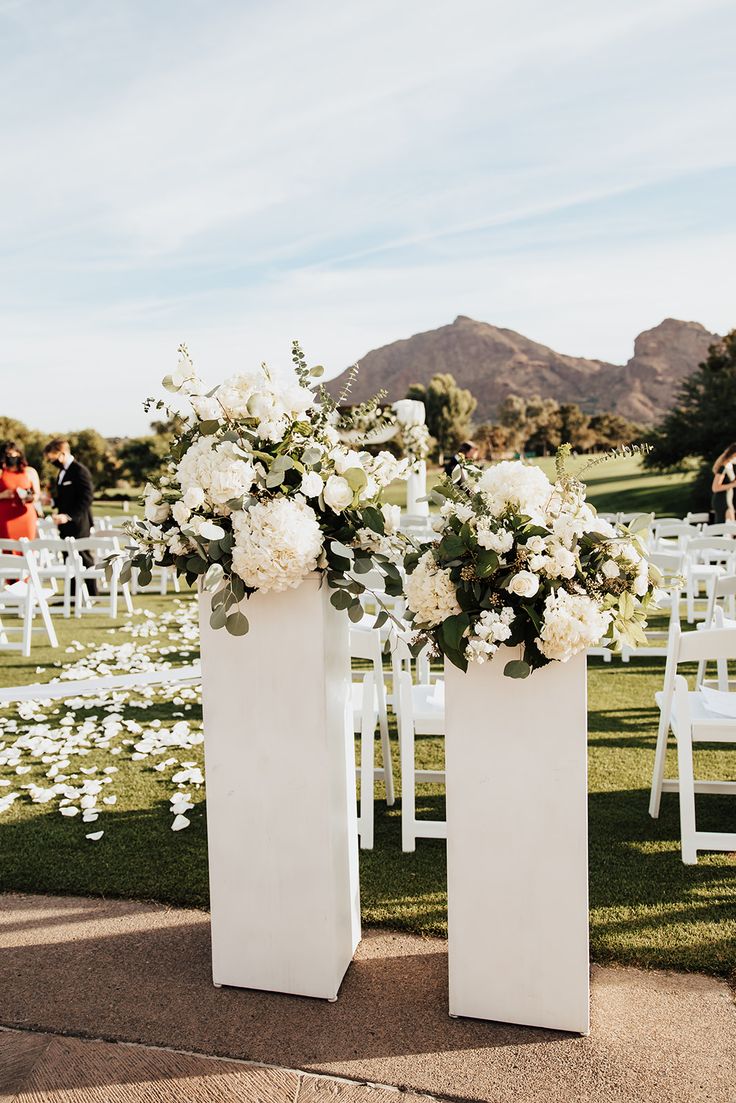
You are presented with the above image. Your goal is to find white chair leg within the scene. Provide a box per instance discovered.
[121,582,133,614]
[110,574,118,618]
[359,674,375,850]
[21,593,33,657]
[373,656,394,806]
[398,677,416,853]
[36,593,58,648]
[686,576,695,624]
[648,717,669,818]
[676,726,698,865]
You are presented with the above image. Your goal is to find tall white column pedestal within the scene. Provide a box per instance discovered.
[406,461,429,517]
[198,575,360,1000]
[444,650,590,1033]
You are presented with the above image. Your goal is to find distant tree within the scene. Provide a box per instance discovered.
[116,435,171,487]
[588,412,644,450]
[66,429,118,490]
[473,422,511,460]
[525,395,561,455]
[644,331,736,508]
[0,417,47,471]
[557,403,594,452]
[406,373,477,463]
[497,395,529,455]
[645,332,736,470]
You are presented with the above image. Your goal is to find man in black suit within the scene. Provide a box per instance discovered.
[43,438,97,595]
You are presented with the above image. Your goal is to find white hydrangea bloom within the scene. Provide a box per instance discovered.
[537,590,612,662]
[177,438,255,511]
[478,462,553,519]
[465,607,515,663]
[231,497,323,591]
[405,551,461,628]
[477,527,514,555]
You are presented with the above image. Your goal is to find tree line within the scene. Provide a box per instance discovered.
[406,375,645,463]
[0,415,178,494]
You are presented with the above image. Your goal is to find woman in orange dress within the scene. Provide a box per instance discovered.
[0,442,40,541]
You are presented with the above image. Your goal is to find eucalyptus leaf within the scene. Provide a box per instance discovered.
[330,589,353,610]
[504,659,531,679]
[210,607,228,630]
[348,601,365,623]
[225,611,249,636]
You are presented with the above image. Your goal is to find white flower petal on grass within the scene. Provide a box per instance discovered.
[171,814,191,831]
[60,806,79,817]
[85,831,104,841]
[82,811,99,823]
[102,796,117,805]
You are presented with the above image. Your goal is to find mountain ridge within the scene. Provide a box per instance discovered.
[326,316,719,425]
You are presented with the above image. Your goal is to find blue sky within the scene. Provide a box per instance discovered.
[1,0,735,434]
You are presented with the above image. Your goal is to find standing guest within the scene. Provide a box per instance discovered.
[43,438,97,594]
[0,441,40,541]
[444,440,479,479]
[711,443,736,523]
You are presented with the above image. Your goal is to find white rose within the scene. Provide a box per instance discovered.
[300,471,324,498]
[526,535,546,554]
[172,501,191,526]
[190,396,220,421]
[143,485,170,524]
[332,449,364,475]
[506,570,540,598]
[381,503,402,535]
[183,486,206,510]
[323,475,354,513]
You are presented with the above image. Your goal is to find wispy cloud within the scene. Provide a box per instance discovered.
[1,0,734,432]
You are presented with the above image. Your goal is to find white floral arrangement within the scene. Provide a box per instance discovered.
[113,343,409,635]
[403,447,659,677]
[338,398,432,470]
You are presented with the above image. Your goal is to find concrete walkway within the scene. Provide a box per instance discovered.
[1,893,734,1103]
[0,1028,433,1102]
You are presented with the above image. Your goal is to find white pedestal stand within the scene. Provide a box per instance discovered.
[406,460,429,517]
[444,649,590,1033]
[198,575,360,1000]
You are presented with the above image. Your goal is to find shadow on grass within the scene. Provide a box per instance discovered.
[1,786,733,979]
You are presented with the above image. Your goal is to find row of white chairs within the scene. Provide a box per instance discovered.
[353,557,736,865]
[0,535,136,654]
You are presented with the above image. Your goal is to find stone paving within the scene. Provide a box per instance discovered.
[1,893,734,1103]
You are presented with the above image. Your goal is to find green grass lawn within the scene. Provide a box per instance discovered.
[0,591,734,980]
[382,455,696,517]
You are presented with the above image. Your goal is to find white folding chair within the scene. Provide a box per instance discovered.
[69,537,134,618]
[695,576,736,689]
[390,634,445,851]
[350,625,394,804]
[700,523,736,538]
[21,537,75,617]
[652,521,701,551]
[620,550,683,662]
[353,672,379,850]
[0,545,58,656]
[684,536,736,623]
[650,623,736,863]
[684,511,709,526]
